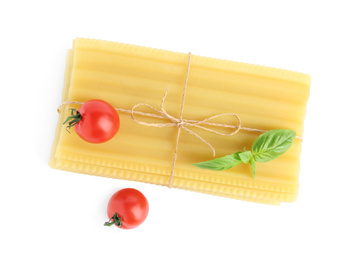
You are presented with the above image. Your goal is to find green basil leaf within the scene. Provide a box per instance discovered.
[249,157,256,179]
[252,129,296,163]
[192,152,243,171]
[239,151,253,163]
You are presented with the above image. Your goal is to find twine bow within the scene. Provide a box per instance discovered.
[132,92,244,187]
[57,52,302,188]
[131,90,242,158]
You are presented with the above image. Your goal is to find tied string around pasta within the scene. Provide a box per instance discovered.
[57,53,302,188]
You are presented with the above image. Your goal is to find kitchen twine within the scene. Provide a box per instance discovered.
[57,53,302,188]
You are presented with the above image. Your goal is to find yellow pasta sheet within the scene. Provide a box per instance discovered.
[50,38,311,205]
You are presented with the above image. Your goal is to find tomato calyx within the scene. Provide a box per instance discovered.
[104,212,124,228]
[63,108,82,132]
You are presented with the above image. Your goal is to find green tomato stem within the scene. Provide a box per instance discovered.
[104,212,124,228]
[63,109,82,132]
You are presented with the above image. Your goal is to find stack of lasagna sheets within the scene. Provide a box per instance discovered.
[50,38,311,205]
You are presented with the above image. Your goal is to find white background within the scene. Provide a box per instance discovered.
[1,1,355,259]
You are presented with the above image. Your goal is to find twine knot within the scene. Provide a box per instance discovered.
[176,121,184,128]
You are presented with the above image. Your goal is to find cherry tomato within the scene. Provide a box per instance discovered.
[104,188,149,229]
[64,99,120,143]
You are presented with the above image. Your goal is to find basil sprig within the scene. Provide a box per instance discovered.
[192,129,296,178]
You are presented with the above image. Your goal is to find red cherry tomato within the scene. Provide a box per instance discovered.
[105,188,149,229]
[64,99,120,143]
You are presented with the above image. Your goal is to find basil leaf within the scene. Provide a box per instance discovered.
[252,129,296,163]
[249,157,256,179]
[239,151,253,163]
[192,152,243,171]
